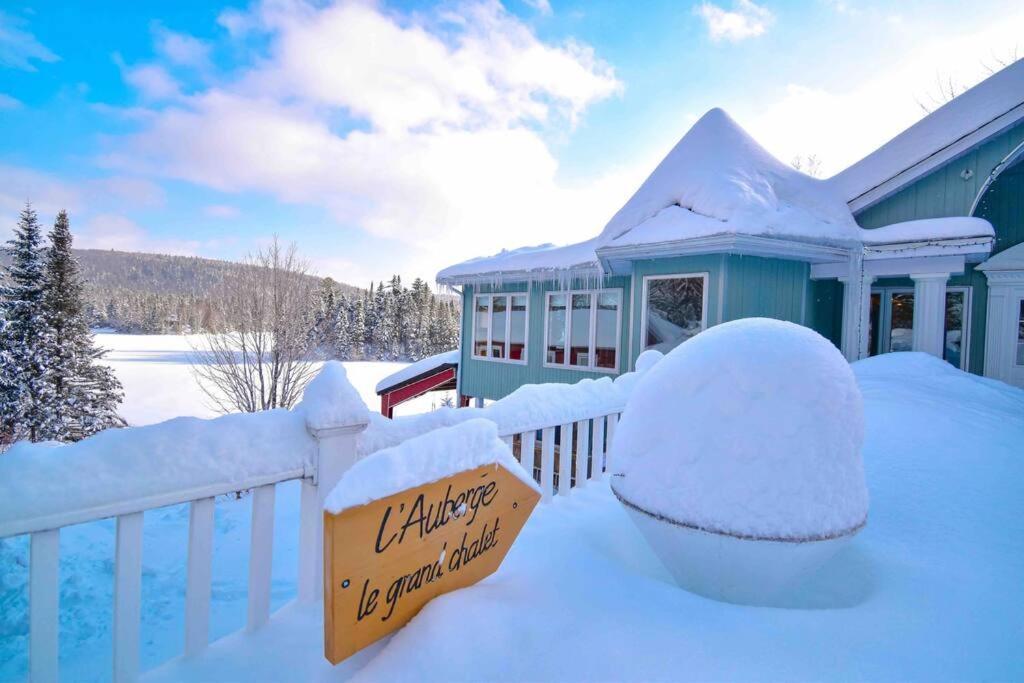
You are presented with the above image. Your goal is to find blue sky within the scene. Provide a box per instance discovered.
[1,0,1021,285]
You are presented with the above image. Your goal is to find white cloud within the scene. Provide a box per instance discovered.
[77,213,199,255]
[154,25,211,69]
[114,53,181,101]
[0,165,167,242]
[102,0,625,279]
[523,0,553,15]
[740,9,1024,177]
[696,0,773,42]
[0,92,21,109]
[204,204,240,218]
[0,10,58,71]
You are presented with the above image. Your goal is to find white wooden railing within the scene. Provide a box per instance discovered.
[498,411,620,502]
[3,401,620,683]
[1,416,366,683]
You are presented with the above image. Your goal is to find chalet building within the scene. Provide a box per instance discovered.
[437,61,1024,401]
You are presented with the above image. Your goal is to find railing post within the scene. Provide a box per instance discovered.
[30,529,60,683]
[298,418,368,604]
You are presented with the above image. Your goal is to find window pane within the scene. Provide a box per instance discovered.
[943,291,964,368]
[510,295,527,361]
[570,293,592,367]
[889,293,914,352]
[595,292,620,369]
[474,297,490,357]
[645,277,704,352]
[491,296,507,359]
[547,294,566,365]
[868,292,881,356]
[1016,299,1024,366]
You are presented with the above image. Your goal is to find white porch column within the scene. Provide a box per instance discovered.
[911,272,949,358]
[839,257,874,362]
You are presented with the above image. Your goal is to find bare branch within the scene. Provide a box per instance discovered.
[189,237,318,413]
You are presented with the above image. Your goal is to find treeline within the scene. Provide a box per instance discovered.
[62,249,357,334]
[1,206,124,445]
[311,276,460,362]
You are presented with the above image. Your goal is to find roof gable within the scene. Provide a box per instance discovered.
[830,59,1024,212]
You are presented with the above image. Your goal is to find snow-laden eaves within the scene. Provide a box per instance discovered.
[830,59,1024,211]
[977,241,1024,271]
[375,350,459,395]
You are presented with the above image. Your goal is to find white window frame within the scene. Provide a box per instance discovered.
[471,293,529,365]
[640,272,710,353]
[871,285,972,370]
[543,288,623,374]
[1014,297,1024,367]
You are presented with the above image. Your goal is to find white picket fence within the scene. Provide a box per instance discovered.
[1,407,620,683]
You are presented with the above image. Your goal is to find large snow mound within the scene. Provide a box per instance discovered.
[325,419,538,514]
[612,318,868,539]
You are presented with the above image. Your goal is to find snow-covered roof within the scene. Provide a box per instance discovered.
[439,110,862,283]
[597,108,861,248]
[435,239,602,285]
[375,350,459,394]
[977,242,1024,272]
[860,217,994,245]
[437,107,998,285]
[830,59,1024,210]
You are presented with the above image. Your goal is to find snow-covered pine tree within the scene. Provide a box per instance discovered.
[0,203,60,442]
[349,298,366,360]
[42,210,125,440]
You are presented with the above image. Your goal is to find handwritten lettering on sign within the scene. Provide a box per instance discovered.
[324,463,540,663]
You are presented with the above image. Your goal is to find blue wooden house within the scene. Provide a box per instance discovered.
[437,61,1024,401]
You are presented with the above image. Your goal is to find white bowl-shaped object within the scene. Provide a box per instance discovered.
[613,478,863,606]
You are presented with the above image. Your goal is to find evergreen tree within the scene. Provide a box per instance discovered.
[0,203,59,442]
[42,210,125,440]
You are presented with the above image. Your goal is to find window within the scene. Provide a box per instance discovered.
[869,286,972,370]
[472,293,528,363]
[889,292,914,352]
[545,289,622,372]
[642,274,707,353]
[1016,299,1024,366]
[944,290,966,368]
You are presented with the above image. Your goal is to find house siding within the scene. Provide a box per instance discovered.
[459,276,632,401]
[459,254,815,399]
[854,120,1024,228]
[849,120,1024,376]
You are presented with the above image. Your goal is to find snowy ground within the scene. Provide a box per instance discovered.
[146,353,1023,682]
[3,342,1023,682]
[0,334,451,683]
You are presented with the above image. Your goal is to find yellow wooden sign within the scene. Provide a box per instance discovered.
[323,463,540,664]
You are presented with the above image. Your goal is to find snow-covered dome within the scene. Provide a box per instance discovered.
[612,318,868,540]
[599,108,862,248]
[613,349,665,397]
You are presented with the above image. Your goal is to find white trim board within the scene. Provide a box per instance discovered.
[812,255,966,280]
[598,234,851,275]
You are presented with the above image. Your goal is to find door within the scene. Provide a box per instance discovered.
[870,287,972,370]
[984,284,1024,389]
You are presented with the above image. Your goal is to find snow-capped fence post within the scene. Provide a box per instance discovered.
[298,363,370,604]
[299,421,367,603]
